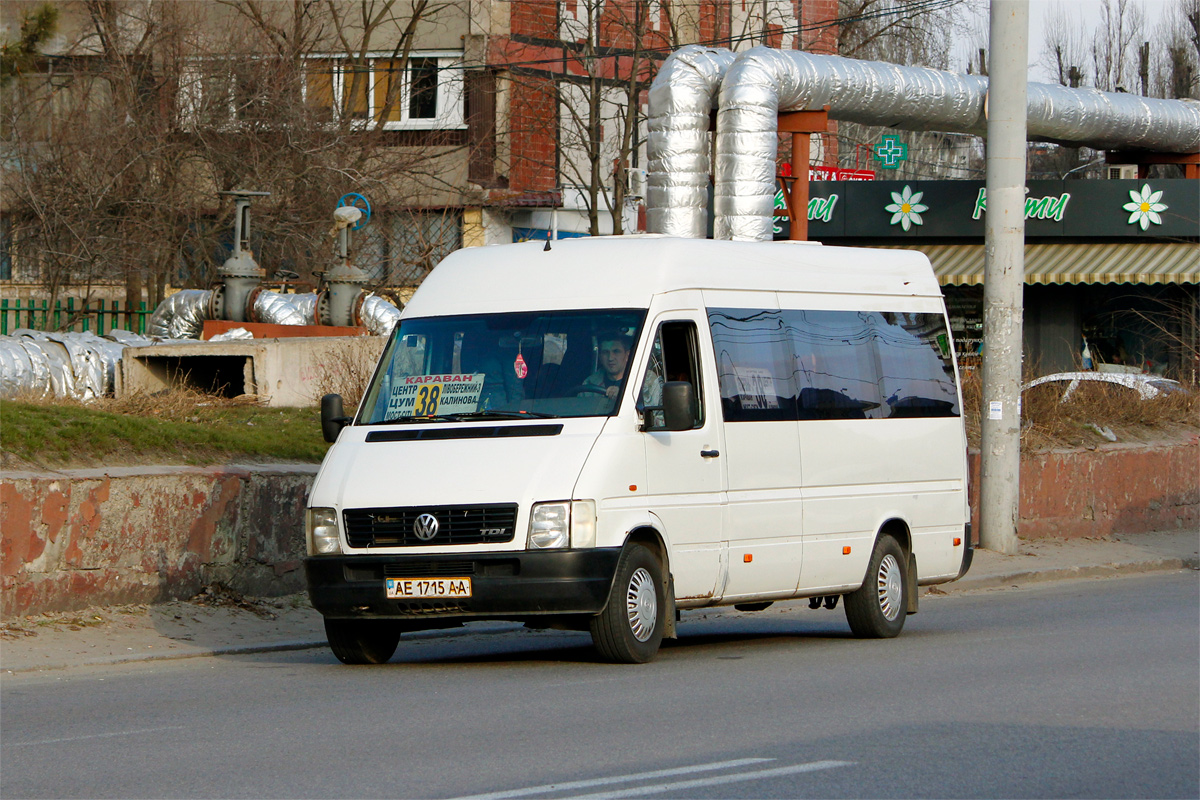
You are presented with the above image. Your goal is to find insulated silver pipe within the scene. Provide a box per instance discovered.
[648,45,1200,241]
[713,47,989,241]
[646,45,735,238]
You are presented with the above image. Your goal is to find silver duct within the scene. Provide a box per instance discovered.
[714,47,991,240]
[647,46,1200,241]
[253,291,318,326]
[0,330,135,400]
[646,45,735,238]
[360,294,402,336]
[1025,83,1200,150]
[146,289,213,339]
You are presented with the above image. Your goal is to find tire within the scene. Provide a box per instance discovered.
[590,543,665,663]
[324,618,401,665]
[843,534,909,639]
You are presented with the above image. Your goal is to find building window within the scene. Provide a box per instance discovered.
[303,53,464,130]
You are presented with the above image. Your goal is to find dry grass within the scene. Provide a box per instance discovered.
[961,367,1198,452]
[309,337,380,410]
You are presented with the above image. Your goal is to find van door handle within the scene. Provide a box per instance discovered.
[700,449,720,458]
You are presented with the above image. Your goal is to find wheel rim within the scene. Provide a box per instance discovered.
[877,553,903,621]
[626,567,658,642]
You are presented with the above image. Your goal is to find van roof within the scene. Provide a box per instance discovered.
[402,236,942,317]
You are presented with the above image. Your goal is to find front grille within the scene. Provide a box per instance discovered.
[383,561,477,577]
[344,504,519,548]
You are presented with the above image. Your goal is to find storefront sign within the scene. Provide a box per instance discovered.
[771,179,1197,240]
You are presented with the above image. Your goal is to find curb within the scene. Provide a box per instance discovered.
[3,640,328,675]
[938,557,1198,593]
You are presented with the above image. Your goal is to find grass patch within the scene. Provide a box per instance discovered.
[2,389,329,469]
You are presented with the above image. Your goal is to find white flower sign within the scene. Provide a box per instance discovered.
[1122,184,1168,231]
[884,185,928,231]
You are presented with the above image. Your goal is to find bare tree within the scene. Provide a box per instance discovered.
[1,0,469,321]
[1038,0,1089,87]
[834,0,985,180]
[1091,0,1146,92]
[1150,0,1199,98]
[507,0,670,237]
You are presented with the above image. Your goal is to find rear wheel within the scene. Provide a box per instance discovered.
[590,543,665,663]
[324,618,401,664]
[844,534,909,639]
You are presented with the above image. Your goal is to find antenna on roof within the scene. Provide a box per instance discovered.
[543,237,552,251]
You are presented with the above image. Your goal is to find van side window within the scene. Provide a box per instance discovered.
[640,321,704,429]
[786,310,883,419]
[708,308,960,422]
[872,312,959,417]
[707,309,798,422]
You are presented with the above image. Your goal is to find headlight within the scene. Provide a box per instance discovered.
[527,500,596,550]
[307,507,341,555]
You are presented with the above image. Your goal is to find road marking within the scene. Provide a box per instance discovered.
[8,725,186,747]
[566,760,853,799]
[448,758,774,800]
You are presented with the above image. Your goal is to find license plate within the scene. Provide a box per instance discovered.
[385,577,472,599]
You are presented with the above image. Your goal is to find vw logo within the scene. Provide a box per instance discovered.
[413,513,440,541]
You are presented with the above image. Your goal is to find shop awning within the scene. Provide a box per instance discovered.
[878,242,1199,285]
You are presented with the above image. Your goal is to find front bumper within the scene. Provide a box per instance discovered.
[306,548,622,622]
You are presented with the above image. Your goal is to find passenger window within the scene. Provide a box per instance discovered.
[785,310,883,419]
[640,321,704,429]
[707,309,798,422]
[874,312,959,418]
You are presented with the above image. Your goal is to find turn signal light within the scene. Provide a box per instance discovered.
[843,546,852,555]
[629,485,638,492]
[744,554,753,563]
[953,537,962,546]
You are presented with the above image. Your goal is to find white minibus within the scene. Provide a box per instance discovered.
[306,236,973,664]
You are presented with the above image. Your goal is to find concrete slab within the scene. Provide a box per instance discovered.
[119,336,385,407]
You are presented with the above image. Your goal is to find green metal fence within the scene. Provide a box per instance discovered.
[0,298,152,336]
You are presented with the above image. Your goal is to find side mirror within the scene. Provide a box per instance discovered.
[321,393,350,443]
[661,381,696,432]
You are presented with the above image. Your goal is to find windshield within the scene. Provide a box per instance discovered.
[359,309,647,424]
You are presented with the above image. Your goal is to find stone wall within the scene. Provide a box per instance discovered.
[3,438,1197,618]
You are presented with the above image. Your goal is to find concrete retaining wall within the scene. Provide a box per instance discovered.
[3,438,1197,618]
[2,465,317,618]
[967,437,1199,542]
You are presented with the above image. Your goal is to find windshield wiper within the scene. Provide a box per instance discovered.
[370,414,463,425]
[448,410,559,420]
[371,410,558,425]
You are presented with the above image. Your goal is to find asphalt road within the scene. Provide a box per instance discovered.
[3,572,1197,800]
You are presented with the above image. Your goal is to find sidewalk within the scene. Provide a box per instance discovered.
[3,531,1196,674]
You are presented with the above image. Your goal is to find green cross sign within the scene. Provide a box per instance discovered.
[873,135,908,169]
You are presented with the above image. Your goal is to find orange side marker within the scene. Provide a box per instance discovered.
[842,546,852,555]
[744,554,753,563]
[953,537,962,546]
[629,485,638,492]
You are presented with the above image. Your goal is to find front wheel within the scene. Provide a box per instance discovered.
[843,534,909,639]
[590,544,665,663]
[324,618,401,664]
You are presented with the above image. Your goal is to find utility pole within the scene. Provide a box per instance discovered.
[980,0,1028,555]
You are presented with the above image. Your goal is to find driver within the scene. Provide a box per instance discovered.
[582,332,633,400]
[582,332,662,410]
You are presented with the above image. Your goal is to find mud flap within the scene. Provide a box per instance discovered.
[906,554,919,614]
[664,574,678,639]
